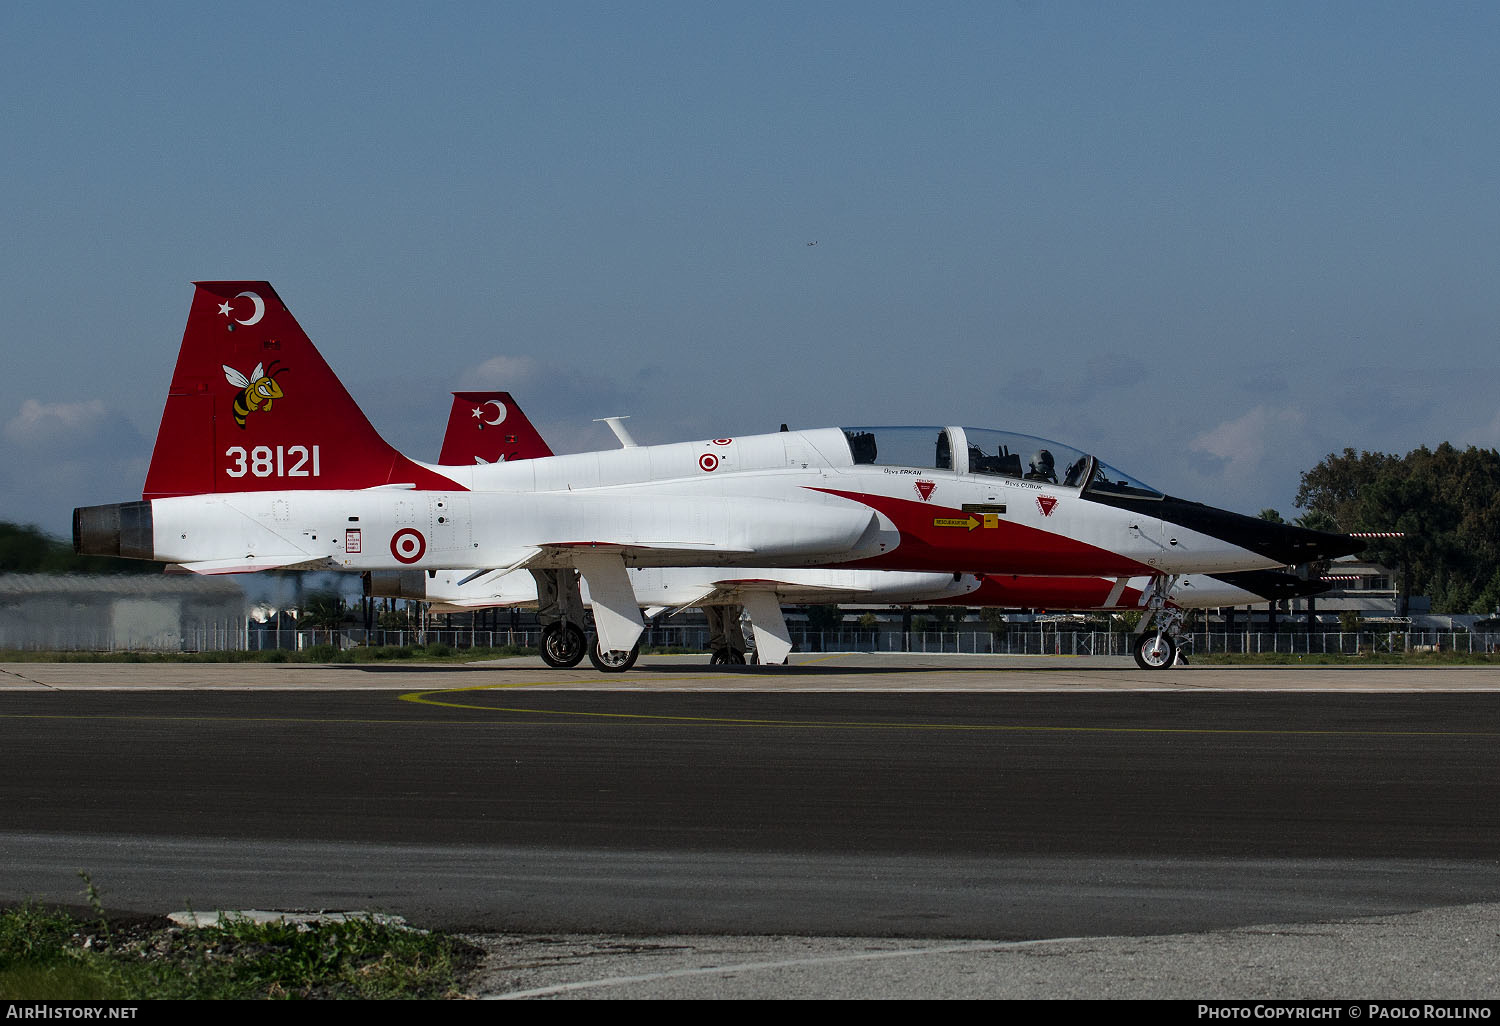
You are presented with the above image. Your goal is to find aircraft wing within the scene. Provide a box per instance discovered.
[526,541,758,569]
[166,555,342,575]
[427,595,535,612]
[649,575,877,619]
[707,577,876,601]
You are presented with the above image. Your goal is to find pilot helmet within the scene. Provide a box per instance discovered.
[1030,449,1055,473]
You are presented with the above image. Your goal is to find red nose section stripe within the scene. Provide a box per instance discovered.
[953,576,1149,609]
[808,487,1156,576]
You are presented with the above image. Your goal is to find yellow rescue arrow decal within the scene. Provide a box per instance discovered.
[933,514,1000,531]
[934,516,981,531]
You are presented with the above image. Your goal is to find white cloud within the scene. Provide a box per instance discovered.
[4,398,110,444]
[1189,405,1308,481]
[462,355,540,388]
[1470,408,1500,448]
[0,398,150,534]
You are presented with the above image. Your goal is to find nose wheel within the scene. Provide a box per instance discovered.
[539,622,587,668]
[1134,631,1177,670]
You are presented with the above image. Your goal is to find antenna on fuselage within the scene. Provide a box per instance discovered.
[593,416,637,448]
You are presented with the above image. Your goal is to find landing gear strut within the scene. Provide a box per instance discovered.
[705,606,750,667]
[1132,574,1190,669]
[533,568,588,668]
[1134,630,1176,669]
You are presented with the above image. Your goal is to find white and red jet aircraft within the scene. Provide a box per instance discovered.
[372,391,1327,668]
[74,282,1359,669]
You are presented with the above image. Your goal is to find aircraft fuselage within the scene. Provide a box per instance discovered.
[87,426,1320,579]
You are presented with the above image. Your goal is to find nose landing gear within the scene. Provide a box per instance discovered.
[1134,629,1177,669]
[1132,574,1190,669]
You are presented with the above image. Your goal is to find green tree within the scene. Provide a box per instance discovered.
[804,604,843,630]
[923,606,968,633]
[1296,444,1500,613]
[1294,509,1339,533]
[980,607,1009,635]
[302,592,351,630]
[0,521,163,574]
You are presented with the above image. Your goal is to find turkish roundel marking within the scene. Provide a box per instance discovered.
[699,453,720,472]
[390,528,426,563]
[712,438,732,446]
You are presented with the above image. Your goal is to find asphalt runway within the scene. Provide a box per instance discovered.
[4,653,1500,996]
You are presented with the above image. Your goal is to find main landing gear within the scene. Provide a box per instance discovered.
[534,568,589,668]
[588,638,640,673]
[1132,574,1190,670]
[705,606,751,667]
[539,621,587,668]
[538,608,641,672]
[533,563,645,673]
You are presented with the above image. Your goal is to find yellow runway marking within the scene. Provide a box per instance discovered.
[1,700,1495,738]
[396,686,1500,736]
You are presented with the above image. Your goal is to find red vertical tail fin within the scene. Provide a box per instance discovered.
[438,391,555,465]
[142,282,459,499]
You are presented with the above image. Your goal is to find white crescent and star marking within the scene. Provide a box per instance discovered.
[217,291,266,326]
[471,400,507,427]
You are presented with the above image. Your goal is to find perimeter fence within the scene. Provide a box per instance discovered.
[8,625,1498,656]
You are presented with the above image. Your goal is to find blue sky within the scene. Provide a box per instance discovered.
[4,2,1498,535]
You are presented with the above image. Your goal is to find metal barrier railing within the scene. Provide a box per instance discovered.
[7,626,1498,656]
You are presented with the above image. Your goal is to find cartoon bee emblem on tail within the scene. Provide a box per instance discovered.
[222,360,287,428]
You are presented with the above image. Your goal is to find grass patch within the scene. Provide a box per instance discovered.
[1193,649,1500,665]
[0,904,481,1000]
[0,644,535,664]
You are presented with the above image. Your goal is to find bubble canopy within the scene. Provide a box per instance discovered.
[838,426,1163,500]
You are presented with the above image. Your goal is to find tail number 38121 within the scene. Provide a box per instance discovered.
[225,444,322,479]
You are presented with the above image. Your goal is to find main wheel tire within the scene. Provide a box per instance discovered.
[1134,631,1176,670]
[540,622,586,668]
[708,648,747,665]
[588,639,640,673]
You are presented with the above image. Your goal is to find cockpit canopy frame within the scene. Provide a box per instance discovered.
[838,426,1163,501]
